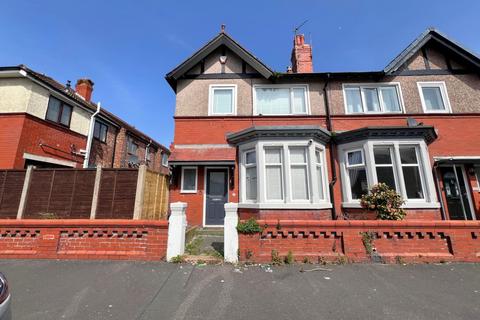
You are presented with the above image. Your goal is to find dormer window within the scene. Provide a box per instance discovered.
[253,85,309,115]
[209,84,237,115]
[46,96,73,127]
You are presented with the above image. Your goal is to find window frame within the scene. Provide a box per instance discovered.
[46,96,73,127]
[239,139,330,209]
[93,120,108,143]
[208,84,237,116]
[417,81,452,113]
[342,83,405,114]
[126,137,139,165]
[344,148,369,201]
[181,166,198,193]
[161,153,169,167]
[252,84,311,116]
[339,139,439,209]
[243,149,258,202]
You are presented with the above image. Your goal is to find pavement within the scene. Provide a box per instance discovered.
[0,260,479,320]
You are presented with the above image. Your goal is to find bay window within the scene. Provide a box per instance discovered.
[343,83,403,114]
[340,139,438,208]
[239,139,329,209]
[254,85,309,115]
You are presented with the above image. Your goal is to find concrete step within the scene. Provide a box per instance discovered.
[194,227,224,237]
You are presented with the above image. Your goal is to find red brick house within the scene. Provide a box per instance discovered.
[167,27,480,227]
[0,65,169,173]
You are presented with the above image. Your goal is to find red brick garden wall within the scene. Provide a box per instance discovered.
[239,220,480,263]
[0,219,168,261]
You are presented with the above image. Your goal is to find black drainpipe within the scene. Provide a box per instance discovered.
[323,74,337,220]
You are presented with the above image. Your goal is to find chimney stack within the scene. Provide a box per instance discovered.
[291,34,313,73]
[75,78,94,102]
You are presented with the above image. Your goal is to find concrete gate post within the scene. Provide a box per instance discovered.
[224,202,239,263]
[166,202,188,261]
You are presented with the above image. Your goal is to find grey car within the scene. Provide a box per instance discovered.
[0,273,10,320]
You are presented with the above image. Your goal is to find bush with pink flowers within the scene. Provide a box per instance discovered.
[360,183,406,220]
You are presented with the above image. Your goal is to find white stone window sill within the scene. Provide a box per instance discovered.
[238,202,332,210]
[342,202,441,209]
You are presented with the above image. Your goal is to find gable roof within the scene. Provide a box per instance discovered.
[384,28,480,74]
[165,31,274,90]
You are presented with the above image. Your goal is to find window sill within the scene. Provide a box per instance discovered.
[238,202,332,210]
[180,190,197,194]
[342,202,441,209]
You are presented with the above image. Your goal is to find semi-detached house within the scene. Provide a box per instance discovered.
[0,65,170,173]
[167,27,480,227]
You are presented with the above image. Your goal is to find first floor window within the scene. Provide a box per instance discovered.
[254,85,308,115]
[161,153,168,167]
[46,96,73,127]
[240,140,328,207]
[93,121,108,142]
[181,167,197,193]
[127,137,138,164]
[344,84,402,114]
[418,82,450,113]
[209,85,236,115]
[341,140,436,206]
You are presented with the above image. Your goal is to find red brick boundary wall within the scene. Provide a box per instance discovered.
[0,220,168,261]
[239,220,480,263]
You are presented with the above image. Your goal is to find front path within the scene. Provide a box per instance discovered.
[1,260,479,319]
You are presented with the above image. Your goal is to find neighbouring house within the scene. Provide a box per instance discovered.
[166,27,480,227]
[0,65,170,173]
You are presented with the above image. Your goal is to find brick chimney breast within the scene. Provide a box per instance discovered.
[75,78,94,102]
[291,34,313,73]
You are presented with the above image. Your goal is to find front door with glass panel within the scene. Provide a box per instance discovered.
[440,166,474,220]
[205,168,228,226]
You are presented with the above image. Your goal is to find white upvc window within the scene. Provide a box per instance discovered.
[339,139,439,208]
[181,166,198,193]
[161,153,168,167]
[253,84,310,115]
[343,83,404,114]
[417,81,451,113]
[208,84,237,115]
[239,139,330,209]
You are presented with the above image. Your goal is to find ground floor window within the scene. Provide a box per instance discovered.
[181,167,197,193]
[339,139,438,208]
[239,139,329,208]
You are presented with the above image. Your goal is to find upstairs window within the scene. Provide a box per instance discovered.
[254,85,309,115]
[126,137,139,165]
[344,84,402,114]
[209,85,236,115]
[161,153,169,167]
[418,82,451,113]
[93,121,108,142]
[46,96,73,127]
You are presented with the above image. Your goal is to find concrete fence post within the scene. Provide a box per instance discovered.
[166,202,187,261]
[90,166,102,219]
[133,164,147,220]
[17,166,34,219]
[224,202,239,263]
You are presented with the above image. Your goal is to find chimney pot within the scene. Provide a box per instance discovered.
[291,34,313,73]
[75,78,94,102]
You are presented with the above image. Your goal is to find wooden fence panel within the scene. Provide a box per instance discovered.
[96,169,137,219]
[24,169,96,219]
[0,170,26,219]
[141,171,169,220]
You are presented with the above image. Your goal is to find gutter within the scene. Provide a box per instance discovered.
[323,73,338,220]
[83,102,101,168]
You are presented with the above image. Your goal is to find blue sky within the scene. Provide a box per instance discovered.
[1,0,479,147]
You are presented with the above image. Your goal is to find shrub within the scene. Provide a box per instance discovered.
[360,183,406,220]
[271,250,283,265]
[284,251,294,264]
[170,255,185,263]
[237,218,263,234]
